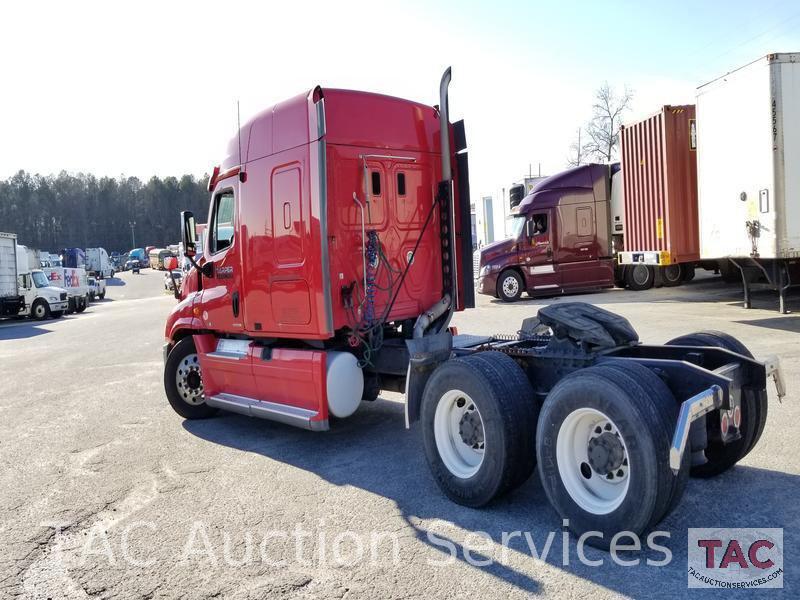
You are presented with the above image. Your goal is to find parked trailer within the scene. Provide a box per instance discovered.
[697,52,800,313]
[0,233,24,316]
[617,105,709,290]
[43,267,89,313]
[163,71,784,548]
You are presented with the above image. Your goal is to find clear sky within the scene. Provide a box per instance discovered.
[1,0,798,203]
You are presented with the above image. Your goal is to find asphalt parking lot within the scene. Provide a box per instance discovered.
[1,269,797,599]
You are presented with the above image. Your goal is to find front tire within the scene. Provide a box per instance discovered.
[421,352,538,507]
[497,269,524,302]
[536,364,688,549]
[31,300,50,320]
[75,296,88,313]
[164,337,218,419]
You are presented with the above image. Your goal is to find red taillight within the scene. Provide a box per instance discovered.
[721,412,730,436]
[733,405,742,429]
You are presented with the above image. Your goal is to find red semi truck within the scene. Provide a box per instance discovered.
[163,71,783,548]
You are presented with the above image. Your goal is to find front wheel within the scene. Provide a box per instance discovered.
[164,337,218,419]
[99,292,105,300]
[31,300,50,320]
[75,296,88,313]
[497,270,524,302]
[536,363,688,549]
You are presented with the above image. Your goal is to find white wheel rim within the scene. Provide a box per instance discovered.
[34,304,45,317]
[434,390,485,478]
[175,353,205,405]
[556,408,630,515]
[502,275,519,298]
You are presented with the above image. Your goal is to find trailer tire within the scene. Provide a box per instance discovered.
[421,353,536,507]
[613,266,627,289]
[536,365,684,549]
[497,269,524,302]
[666,331,766,477]
[625,264,654,291]
[661,264,683,287]
[164,337,218,420]
[31,299,50,320]
[682,265,696,282]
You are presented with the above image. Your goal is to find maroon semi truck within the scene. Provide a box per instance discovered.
[164,72,783,548]
[479,105,711,302]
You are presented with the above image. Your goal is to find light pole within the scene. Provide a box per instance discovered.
[129,221,136,249]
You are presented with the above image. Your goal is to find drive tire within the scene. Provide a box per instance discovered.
[164,337,218,420]
[661,264,683,287]
[536,365,687,550]
[625,264,654,291]
[421,353,537,507]
[497,269,524,302]
[666,331,766,477]
[51,310,63,318]
[31,299,50,321]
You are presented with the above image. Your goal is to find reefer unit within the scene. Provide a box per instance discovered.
[697,53,800,259]
[619,105,699,265]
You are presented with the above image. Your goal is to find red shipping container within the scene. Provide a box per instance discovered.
[619,105,699,264]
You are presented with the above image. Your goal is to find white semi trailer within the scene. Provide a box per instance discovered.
[697,52,800,312]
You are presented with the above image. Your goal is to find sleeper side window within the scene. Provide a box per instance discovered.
[210,191,235,253]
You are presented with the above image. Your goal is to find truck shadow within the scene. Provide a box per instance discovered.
[0,318,65,339]
[183,400,798,597]
[105,278,127,287]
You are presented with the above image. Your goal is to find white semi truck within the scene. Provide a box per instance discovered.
[85,247,114,279]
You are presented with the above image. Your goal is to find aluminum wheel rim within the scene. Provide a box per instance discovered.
[434,390,485,478]
[34,304,46,318]
[502,275,519,298]
[556,408,630,515]
[631,264,650,286]
[175,353,205,405]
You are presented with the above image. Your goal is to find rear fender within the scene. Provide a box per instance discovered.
[404,331,453,427]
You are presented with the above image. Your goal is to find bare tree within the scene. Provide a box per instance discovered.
[566,127,590,167]
[582,83,633,163]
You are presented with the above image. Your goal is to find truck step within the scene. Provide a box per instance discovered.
[206,393,329,431]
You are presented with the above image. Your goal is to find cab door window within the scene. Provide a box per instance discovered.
[210,191,235,254]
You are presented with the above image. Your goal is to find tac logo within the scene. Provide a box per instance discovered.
[688,528,783,589]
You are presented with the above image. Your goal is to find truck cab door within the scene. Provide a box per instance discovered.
[520,210,560,292]
[200,188,244,332]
